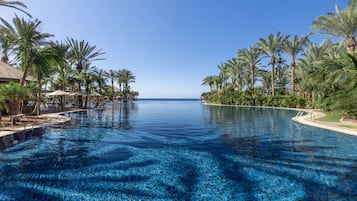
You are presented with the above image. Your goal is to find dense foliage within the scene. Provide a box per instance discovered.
[202,0,357,118]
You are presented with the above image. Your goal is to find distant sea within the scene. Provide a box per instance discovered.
[137,98,200,101]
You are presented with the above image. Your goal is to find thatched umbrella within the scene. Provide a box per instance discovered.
[47,90,70,111]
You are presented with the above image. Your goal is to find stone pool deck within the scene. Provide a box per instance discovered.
[292,109,357,136]
[0,109,86,138]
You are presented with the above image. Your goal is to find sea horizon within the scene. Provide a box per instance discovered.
[137,98,200,101]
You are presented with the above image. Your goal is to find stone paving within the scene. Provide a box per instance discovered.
[292,109,357,136]
[0,109,85,137]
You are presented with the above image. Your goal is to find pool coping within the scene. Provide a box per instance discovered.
[291,109,357,136]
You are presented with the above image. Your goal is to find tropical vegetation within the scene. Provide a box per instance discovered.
[0,1,139,115]
[202,0,357,118]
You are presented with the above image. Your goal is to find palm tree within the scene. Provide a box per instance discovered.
[120,69,136,101]
[80,63,98,108]
[117,69,124,92]
[297,41,337,102]
[312,0,357,56]
[282,34,310,94]
[0,18,17,63]
[259,70,271,95]
[66,38,104,107]
[66,38,104,88]
[93,68,107,95]
[49,41,71,91]
[0,0,31,17]
[30,47,55,115]
[0,16,53,86]
[121,69,136,90]
[275,58,290,92]
[0,82,29,115]
[217,63,229,89]
[237,46,262,92]
[226,57,246,92]
[258,32,287,96]
[322,54,357,116]
[202,75,216,92]
[106,69,117,101]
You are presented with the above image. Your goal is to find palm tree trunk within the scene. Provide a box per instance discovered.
[250,65,254,92]
[60,96,65,111]
[291,61,296,95]
[271,57,275,96]
[346,37,356,56]
[19,65,29,86]
[84,96,88,109]
[78,81,83,108]
[1,54,8,63]
[238,74,242,92]
[111,80,114,101]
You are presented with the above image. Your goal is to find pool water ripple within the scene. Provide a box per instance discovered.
[0,100,356,200]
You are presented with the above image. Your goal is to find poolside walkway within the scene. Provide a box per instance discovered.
[0,109,85,137]
[292,109,357,136]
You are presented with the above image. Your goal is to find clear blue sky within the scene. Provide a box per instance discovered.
[1,0,350,98]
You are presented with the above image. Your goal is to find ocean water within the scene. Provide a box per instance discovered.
[0,100,356,200]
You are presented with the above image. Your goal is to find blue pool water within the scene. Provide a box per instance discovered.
[0,100,356,200]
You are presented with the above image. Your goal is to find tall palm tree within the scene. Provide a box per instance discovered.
[66,38,104,90]
[120,69,135,101]
[227,57,246,92]
[258,32,287,96]
[80,63,98,108]
[117,69,124,92]
[30,47,55,115]
[275,62,290,91]
[93,68,107,95]
[0,16,53,86]
[217,63,229,89]
[322,54,357,116]
[282,34,310,94]
[0,0,31,17]
[49,41,71,91]
[107,69,117,101]
[237,46,262,92]
[297,41,336,101]
[0,18,17,63]
[121,69,136,91]
[312,0,357,56]
[259,70,271,95]
[202,75,216,92]
[66,38,104,107]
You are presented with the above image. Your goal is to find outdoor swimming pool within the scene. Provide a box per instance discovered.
[0,100,356,200]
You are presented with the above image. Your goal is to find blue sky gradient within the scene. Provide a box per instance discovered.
[1,0,350,98]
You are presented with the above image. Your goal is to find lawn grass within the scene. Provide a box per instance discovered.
[316,112,341,122]
[339,125,357,129]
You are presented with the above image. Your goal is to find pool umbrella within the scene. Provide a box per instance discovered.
[47,90,70,96]
[69,92,83,96]
[47,90,70,111]
[89,92,102,97]
[88,92,103,107]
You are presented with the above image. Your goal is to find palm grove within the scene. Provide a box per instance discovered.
[202,0,357,118]
[0,1,138,115]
